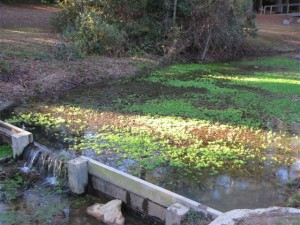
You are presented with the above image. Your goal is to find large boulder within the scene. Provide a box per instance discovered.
[209,207,300,225]
[86,199,125,225]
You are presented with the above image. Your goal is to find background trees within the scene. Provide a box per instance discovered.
[50,0,256,60]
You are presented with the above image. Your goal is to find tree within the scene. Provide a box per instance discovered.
[164,0,256,60]
[53,0,256,60]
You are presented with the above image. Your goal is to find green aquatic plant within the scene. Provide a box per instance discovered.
[0,144,12,158]
[4,55,300,180]
[66,123,295,178]
[1,173,26,201]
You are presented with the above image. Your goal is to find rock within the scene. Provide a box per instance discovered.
[290,122,300,135]
[297,18,300,24]
[267,117,288,132]
[295,54,300,60]
[86,200,125,225]
[283,19,290,25]
[209,207,300,225]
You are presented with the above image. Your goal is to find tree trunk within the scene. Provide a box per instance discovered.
[201,26,211,61]
[173,0,178,28]
[275,0,283,13]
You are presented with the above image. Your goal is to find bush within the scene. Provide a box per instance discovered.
[66,11,127,56]
[53,42,83,61]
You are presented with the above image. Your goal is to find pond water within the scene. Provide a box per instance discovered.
[0,154,153,225]
[1,78,300,214]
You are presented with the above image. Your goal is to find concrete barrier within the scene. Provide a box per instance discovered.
[0,120,33,159]
[69,156,222,224]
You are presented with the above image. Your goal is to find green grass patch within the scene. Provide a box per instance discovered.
[0,60,12,73]
[138,55,300,126]
[0,144,13,158]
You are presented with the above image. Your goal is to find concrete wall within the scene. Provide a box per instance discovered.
[0,120,33,159]
[69,156,222,224]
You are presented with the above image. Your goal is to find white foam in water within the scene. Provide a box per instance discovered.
[21,166,31,173]
[44,177,58,185]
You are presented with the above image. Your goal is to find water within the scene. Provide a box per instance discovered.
[0,143,149,225]
[21,143,69,180]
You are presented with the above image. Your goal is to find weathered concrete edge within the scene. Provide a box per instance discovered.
[0,120,33,159]
[81,156,222,219]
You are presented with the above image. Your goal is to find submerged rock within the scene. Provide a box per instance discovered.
[86,199,125,225]
[290,122,300,135]
[209,207,300,225]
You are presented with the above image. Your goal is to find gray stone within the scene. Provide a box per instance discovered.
[283,19,290,25]
[166,203,190,225]
[86,200,125,225]
[295,54,300,60]
[290,122,300,135]
[68,157,88,194]
[209,207,300,225]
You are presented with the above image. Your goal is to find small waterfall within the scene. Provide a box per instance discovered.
[21,143,68,182]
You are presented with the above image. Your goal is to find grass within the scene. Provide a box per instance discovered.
[0,143,13,158]
[4,55,300,181]
[138,55,300,126]
[0,28,55,60]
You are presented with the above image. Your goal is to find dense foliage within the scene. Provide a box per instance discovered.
[50,0,256,59]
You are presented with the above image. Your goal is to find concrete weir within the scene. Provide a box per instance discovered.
[68,156,223,225]
[0,120,33,159]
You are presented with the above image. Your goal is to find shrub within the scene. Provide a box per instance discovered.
[53,42,83,61]
[68,11,127,56]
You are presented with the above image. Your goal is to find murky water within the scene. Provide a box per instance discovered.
[0,146,150,225]
[0,179,145,225]
[1,80,300,214]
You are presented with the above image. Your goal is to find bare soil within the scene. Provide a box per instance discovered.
[254,14,300,52]
[0,4,299,111]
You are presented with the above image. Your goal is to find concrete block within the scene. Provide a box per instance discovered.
[129,192,144,210]
[81,156,222,221]
[83,156,222,219]
[148,201,167,221]
[68,157,88,194]
[92,176,127,202]
[0,120,33,159]
[166,203,190,225]
[11,133,33,159]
